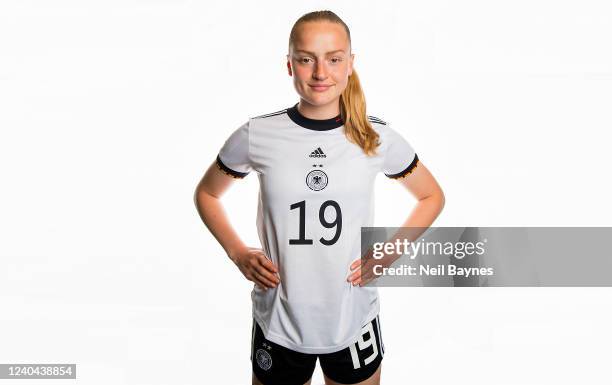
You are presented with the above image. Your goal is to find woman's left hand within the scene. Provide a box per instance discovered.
[346,249,398,286]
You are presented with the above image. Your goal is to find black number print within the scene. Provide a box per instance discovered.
[288,200,313,245]
[289,200,342,246]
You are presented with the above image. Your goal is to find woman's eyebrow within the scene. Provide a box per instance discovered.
[294,49,345,55]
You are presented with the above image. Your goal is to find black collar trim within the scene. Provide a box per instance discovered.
[286,103,344,131]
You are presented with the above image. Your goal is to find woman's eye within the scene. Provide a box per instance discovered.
[300,58,313,64]
[331,57,342,63]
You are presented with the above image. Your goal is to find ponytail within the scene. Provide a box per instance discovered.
[340,69,380,156]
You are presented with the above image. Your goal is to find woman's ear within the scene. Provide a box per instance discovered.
[286,56,292,76]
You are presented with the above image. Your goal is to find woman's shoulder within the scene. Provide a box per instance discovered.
[366,114,410,143]
[367,114,388,126]
[367,114,392,139]
[250,107,290,120]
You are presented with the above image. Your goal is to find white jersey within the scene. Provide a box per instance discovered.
[217,103,418,354]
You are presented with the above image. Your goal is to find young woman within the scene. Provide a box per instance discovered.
[195,10,444,385]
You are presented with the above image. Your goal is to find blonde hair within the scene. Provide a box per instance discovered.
[288,10,380,156]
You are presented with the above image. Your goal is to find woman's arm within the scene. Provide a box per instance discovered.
[194,162,280,290]
[395,160,445,228]
[348,161,445,286]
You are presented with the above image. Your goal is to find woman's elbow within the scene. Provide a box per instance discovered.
[425,188,445,214]
[436,189,446,215]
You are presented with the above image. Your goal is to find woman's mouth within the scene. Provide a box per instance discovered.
[309,84,332,92]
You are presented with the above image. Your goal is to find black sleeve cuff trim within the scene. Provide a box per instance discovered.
[216,154,249,179]
[385,153,419,179]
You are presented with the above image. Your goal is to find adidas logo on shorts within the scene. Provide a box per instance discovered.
[309,147,327,158]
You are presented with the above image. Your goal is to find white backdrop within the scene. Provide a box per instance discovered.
[1,1,611,384]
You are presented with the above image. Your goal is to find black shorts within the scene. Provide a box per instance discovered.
[250,315,385,385]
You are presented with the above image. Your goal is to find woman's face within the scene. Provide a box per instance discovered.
[287,21,354,108]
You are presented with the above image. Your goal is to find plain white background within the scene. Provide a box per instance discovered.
[1,1,611,384]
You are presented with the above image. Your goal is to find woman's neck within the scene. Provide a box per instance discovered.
[297,99,341,120]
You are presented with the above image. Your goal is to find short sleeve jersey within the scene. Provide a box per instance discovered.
[217,103,419,354]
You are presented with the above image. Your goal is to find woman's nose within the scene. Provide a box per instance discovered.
[313,63,328,79]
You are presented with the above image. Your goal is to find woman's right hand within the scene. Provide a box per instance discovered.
[229,247,280,290]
